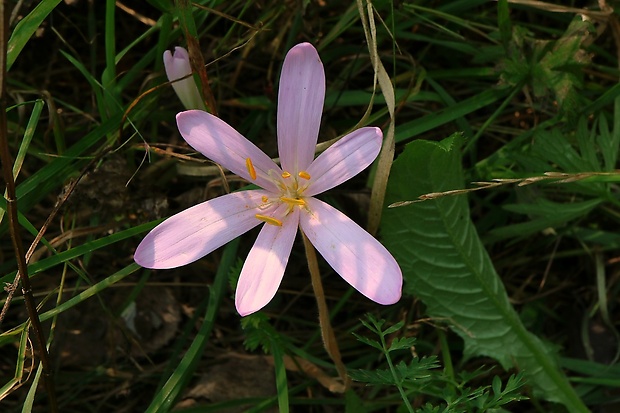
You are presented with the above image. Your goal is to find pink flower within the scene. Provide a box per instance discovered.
[136,43,402,316]
[163,46,205,110]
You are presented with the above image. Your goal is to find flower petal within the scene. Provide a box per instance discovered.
[304,127,382,197]
[235,206,300,316]
[299,197,402,305]
[177,110,281,193]
[277,43,325,173]
[135,190,272,269]
[163,47,205,110]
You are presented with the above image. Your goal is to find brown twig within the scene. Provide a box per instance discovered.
[177,0,218,116]
[388,170,620,208]
[0,1,57,410]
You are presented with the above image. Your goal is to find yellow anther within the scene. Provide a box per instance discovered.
[298,171,311,180]
[280,196,306,206]
[281,171,291,179]
[255,214,282,226]
[245,158,257,180]
[261,195,269,203]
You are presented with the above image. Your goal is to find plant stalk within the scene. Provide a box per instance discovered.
[0,1,57,410]
[301,229,350,392]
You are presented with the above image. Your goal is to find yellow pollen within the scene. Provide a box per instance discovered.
[261,195,269,203]
[280,196,306,206]
[298,171,311,180]
[245,158,257,180]
[255,214,282,226]
[281,171,291,178]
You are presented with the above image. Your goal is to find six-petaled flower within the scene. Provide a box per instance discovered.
[135,43,402,316]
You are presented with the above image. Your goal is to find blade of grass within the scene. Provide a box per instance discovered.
[0,1,56,409]
[1,220,160,284]
[0,325,29,399]
[21,362,43,413]
[101,0,118,115]
[0,263,141,343]
[7,0,63,71]
[271,337,290,413]
[395,87,510,143]
[11,111,123,216]
[0,98,43,225]
[144,238,239,413]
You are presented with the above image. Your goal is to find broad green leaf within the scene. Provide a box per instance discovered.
[381,135,589,412]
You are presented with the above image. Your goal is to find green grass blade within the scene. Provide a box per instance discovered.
[271,337,289,413]
[0,326,28,399]
[101,0,118,111]
[59,49,106,116]
[0,264,140,347]
[21,362,43,413]
[1,220,158,284]
[381,135,589,412]
[395,87,510,142]
[145,239,239,413]
[39,263,141,323]
[0,98,44,225]
[13,111,123,215]
[7,0,63,71]
[12,99,43,179]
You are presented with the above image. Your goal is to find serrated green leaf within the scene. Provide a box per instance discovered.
[349,358,437,387]
[381,135,588,412]
[348,367,397,386]
[533,19,593,114]
[395,359,440,381]
[359,314,385,335]
[352,332,383,352]
[383,320,405,336]
[388,336,417,352]
[531,128,597,172]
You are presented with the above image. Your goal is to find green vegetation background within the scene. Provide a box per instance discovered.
[1,0,619,412]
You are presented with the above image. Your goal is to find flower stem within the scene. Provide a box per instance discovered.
[377,332,416,413]
[301,230,350,392]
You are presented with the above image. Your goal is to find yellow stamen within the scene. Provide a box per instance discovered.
[281,171,291,178]
[280,196,306,206]
[298,171,311,180]
[261,195,269,203]
[255,214,282,226]
[245,158,257,180]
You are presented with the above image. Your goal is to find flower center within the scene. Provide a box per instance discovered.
[245,157,312,225]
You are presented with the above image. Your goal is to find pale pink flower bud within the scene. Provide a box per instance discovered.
[163,46,205,110]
